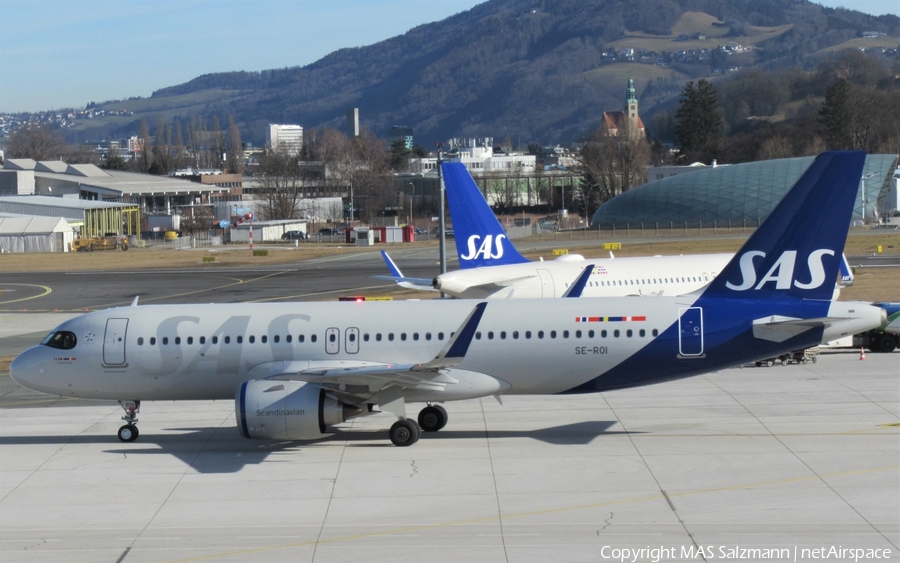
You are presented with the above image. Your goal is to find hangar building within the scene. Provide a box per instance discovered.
[591,154,898,230]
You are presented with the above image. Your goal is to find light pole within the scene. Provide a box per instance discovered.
[861,172,877,224]
[348,183,354,228]
[436,142,447,296]
[407,182,414,226]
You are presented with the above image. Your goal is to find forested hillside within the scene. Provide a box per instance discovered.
[51,0,900,146]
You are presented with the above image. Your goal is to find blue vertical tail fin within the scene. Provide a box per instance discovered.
[702,151,866,301]
[441,162,530,269]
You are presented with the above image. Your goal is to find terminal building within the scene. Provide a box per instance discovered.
[591,154,899,230]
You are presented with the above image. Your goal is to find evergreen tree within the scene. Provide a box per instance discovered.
[577,165,604,221]
[389,137,410,170]
[675,79,721,164]
[819,78,853,150]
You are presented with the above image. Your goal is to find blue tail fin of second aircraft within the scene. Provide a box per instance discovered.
[702,151,866,301]
[441,162,530,269]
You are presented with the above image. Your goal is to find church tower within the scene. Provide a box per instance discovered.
[601,78,645,138]
[626,77,639,123]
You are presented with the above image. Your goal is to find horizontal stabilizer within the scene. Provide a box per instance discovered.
[372,274,436,290]
[751,315,866,342]
[375,250,437,290]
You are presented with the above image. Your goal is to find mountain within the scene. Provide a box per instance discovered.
[73,0,900,146]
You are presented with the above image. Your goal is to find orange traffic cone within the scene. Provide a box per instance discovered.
[859,347,866,361]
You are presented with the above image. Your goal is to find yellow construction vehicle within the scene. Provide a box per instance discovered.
[73,234,128,252]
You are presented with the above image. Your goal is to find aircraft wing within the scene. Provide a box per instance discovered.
[268,303,491,396]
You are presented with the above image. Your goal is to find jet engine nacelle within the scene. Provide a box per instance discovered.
[235,380,360,440]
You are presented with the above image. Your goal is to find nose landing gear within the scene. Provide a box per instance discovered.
[117,400,140,442]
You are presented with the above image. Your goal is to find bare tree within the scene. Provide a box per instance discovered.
[7,123,67,161]
[579,121,650,214]
[134,118,153,173]
[226,115,243,174]
[152,115,172,174]
[257,148,304,220]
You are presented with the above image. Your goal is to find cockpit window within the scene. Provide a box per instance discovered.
[41,331,77,350]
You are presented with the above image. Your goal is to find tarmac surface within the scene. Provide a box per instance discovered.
[0,248,898,563]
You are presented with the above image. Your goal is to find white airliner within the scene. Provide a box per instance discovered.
[10,152,884,447]
[379,162,733,298]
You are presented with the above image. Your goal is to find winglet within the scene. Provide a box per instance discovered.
[441,162,530,268]
[417,302,487,369]
[562,264,594,298]
[130,296,139,307]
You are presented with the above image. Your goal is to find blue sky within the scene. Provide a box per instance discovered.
[0,0,896,113]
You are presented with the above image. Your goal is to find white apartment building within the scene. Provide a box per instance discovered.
[266,124,303,155]
[407,137,536,175]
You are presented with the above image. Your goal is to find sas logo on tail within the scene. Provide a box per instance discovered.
[461,234,508,261]
[726,249,834,291]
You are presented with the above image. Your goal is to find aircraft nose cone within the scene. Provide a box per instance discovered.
[9,347,43,390]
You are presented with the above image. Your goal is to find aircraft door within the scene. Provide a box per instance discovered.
[537,269,555,297]
[103,318,128,365]
[326,328,340,354]
[345,327,359,354]
[678,307,704,356]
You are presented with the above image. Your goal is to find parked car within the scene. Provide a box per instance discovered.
[414,227,428,236]
[317,228,341,236]
[282,230,307,240]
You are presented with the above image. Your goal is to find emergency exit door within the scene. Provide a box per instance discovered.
[326,328,340,354]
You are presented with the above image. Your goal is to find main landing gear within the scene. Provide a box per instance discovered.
[417,404,448,432]
[388,404,449,447]
[117,400,140,442]
[389,419,420,447]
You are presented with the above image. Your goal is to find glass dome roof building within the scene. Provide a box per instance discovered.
[591,154,898,230]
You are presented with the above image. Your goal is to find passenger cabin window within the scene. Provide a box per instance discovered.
[175,337,181,345]
[150,337,157,345]
[42,331,77,350]
[137,337,144,346]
